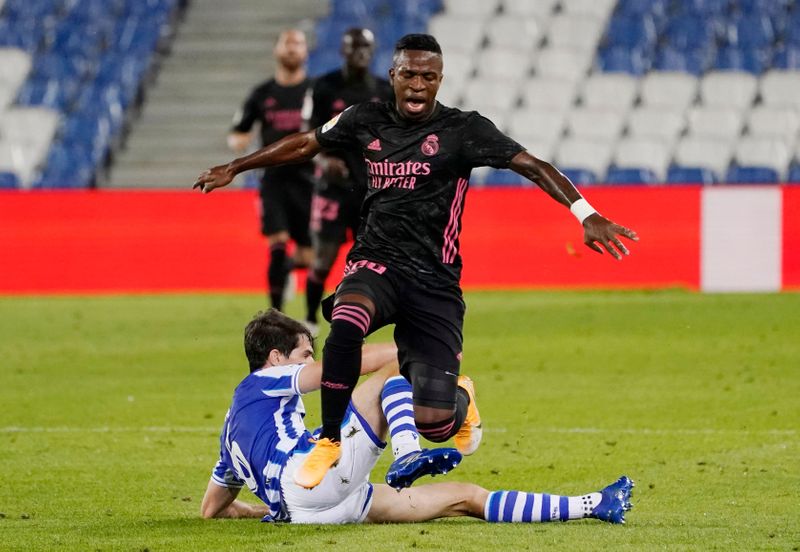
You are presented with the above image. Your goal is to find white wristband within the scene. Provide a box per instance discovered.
[569,198,597,224]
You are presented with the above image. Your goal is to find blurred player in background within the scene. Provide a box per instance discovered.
[200,309,634,525]
[195,33,639,491]
[228,29,314,311]
[302,28,394,334]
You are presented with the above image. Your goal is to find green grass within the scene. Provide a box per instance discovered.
[0,291,798,551]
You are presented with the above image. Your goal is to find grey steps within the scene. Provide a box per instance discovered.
[106,0,328,189]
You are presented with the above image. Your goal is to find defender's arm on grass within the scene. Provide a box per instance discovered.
[193,130,323,194]
[201,483,269,519]
[509,151,639,260]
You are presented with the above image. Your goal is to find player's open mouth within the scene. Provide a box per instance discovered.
[405,98,427,113]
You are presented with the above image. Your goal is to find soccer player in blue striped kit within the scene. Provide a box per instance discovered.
[201,310,633,524]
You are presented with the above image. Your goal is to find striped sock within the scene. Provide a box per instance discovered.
[483,490,602,523]
[380,376,420,459]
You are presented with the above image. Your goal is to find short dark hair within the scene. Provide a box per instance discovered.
[393,33,442,56]
[243,309,313,372]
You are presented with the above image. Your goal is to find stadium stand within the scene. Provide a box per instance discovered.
[382,0,800,186]
[4,0,799,189]
[0,0,184,189]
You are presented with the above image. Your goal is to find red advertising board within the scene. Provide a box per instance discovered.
[783,186,800,289]
[0,186,708,294]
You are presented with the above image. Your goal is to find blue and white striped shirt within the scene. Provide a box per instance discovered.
[210,363,314,522]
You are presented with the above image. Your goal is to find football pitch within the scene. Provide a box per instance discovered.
[1,290,797,551]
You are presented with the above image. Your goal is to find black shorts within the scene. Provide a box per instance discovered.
[322,260,465,409]
[259,175,313,246]
[310,183,364,244]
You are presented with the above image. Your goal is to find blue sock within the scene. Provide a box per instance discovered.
[484,490,601,522]
[380,376,420,459]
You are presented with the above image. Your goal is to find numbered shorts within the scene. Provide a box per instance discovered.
[281,403,386,524]
[259,175,313,245]
[310,184,365,243]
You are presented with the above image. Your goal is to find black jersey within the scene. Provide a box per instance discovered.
[232,78,314,180]
[306,70,393,189]
[314,101,525,289]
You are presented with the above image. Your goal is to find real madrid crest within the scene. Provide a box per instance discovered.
[421,134,439,156]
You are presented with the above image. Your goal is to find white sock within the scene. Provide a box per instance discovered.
[380,376,420,459]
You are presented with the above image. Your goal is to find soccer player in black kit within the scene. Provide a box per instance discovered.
[303,28,394,334]
[228,29,314,311]
[195,34,639,490]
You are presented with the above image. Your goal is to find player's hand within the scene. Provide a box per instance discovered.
[582,213,639,260]
[193,164,235,193]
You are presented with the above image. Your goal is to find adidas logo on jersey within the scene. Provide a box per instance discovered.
[367,138,382,151]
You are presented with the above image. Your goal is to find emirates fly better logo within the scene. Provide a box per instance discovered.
[421,134,439,156]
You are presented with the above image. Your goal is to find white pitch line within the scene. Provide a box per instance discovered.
[0,426,794,436]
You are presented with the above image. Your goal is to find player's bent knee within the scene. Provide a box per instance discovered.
[416,411,458,443]
[407,361,459,411]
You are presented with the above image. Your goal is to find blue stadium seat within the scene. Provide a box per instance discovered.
[113,18,162,56]
[597,46,648,75]
[34,142,97,189]
[32,53,91,82]
[1,0,60,20]
[484,169,528,187]
[605,167,658,185]
[616,0,666,18]
[308,49,342,78]
[784,22,800,47]
[0,172,20,189]
[370,49,395,76]
[60,115,113,165]
[683,0,733,15]
[32,167,95,189]
[653,46,710,75]
[50,22,107,60]
[667,166,716,185]
[605,16,657,50]
[727,14,775,49]
[122,0,177,18]
[45,142,95,175]
[725,166,779,184]
[92,54,147,107]
[66,0,119,20]
[737,0,792,20]
[786,163,800,183]
[16,78,77,111]
[561,168,598,186]
[0,0,181,189]
[391,0,442,18]
[663,16,721,51]
[713,46,768,73]
[772,45,800,69]
[0,20,42,52]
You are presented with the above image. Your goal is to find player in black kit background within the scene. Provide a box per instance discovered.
[195,34,639,490]
[302,28,394,335]
[228,29,314,312]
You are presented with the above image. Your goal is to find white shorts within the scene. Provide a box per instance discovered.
[281,404,386,524]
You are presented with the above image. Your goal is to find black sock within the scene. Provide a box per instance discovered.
[305,269,328,324]
[268,243,288,310]
[319,302,372,441]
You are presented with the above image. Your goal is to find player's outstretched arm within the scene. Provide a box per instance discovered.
[193,130,323,193]
[509,151,639,260]
[200,480,269,519]
[296,342,398,393]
